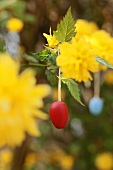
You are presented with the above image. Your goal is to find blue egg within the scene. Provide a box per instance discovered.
[89,97,103,115]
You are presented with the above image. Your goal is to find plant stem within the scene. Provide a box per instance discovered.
[94,72,100,98]
[11,135,31,170]
[22,63,50,67]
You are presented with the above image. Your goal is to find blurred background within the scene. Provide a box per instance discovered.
[0,0,113,170]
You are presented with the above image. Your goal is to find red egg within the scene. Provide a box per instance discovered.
[50,101,68,129]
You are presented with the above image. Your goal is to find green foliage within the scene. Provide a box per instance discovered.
[33,49,51,62]
[22,14,36,23]
[11,1,26,18]
[0,0,17,28]
[23,50,58,70]
[11,1,36,23]
[23,54,38,63]
[47,52,58,66]
[95,56,113,69]
[0,11,10,23]
[0,38,6,52]
[33,50,58,69]
[62,78,84,106]
[0,0,36,28]
[0,0,17,10]
[53,7,76,42]
[45,70,57,86]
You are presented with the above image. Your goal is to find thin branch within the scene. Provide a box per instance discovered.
[94,72,100,97]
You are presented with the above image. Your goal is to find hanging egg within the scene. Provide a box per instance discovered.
[50,101,68,129]
[89,97,103,115]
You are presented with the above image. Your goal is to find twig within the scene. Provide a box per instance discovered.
[94,72,100,97]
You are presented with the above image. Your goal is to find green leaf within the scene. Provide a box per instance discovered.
[95,56,113,69]
[0,11,10,29]
[22,14,36,23]
[53,7,76,42]
[12,1,36,23]
[0,11,10,22]
[33,49,51,62]
[45,70,57,86]
[12,1,26,13]
[0,0,17,10]
[0,38,6,52]
[62,78,84,106]
[48,52,58,65]
[11,1,26,19]
[23,54,38,63]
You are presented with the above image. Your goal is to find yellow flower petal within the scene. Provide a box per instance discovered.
[76,19,99,37]
[6,18,24,32]
[43,27,59,48]
[32,109,48,120]
[57,36,99,82]
[0,53,50,147]
[95,152,113,170]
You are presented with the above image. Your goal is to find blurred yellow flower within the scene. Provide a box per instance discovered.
[59,155,74,170]
[0,54,51,147]
[43,27,59,48]
[57,36,99,82]
[0,149,12,170]
[104,70,113,84]
[76,19,99,37]
[6,18,24,32]
[49,148,65,164]
[48,148,74,170]
[90,30,113,70]
[95,152,113,170]
[75,20,113,71]
[25,153,37,167]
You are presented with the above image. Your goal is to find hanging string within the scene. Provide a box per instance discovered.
[58,68,61,101]
[58,49,61,101]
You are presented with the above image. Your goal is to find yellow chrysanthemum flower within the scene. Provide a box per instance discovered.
[6,18,24,32]
[95,152,113,170]
[76,19,99,37]
[57,36,99,82]
[43,27,59,48]
[90,30,113,70]
[0,54,51,147]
